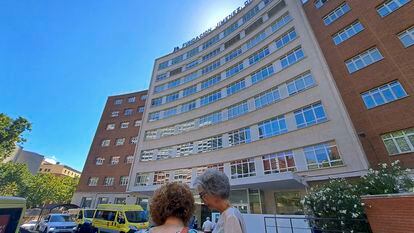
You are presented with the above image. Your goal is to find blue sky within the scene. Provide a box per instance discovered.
[0,0,245,171]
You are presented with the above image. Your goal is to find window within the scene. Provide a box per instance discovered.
[135,120,142,127]
[225,47,242,63]
[200,91,222,106]
[96,157,105,165]
[272,13,292,33]
[164,107,177,118]
[114,99,123,105]
[228,127,251,146]
[202,34,220,50]
[345,48,383,73]
[166,92,179,103]
[120,122,129,129]
[377,0,411,17]
[149,112,160,121]
[128,97,136,103]
[111,111,119,117]
[197,135,223,153]
[224,34,240,49]
[126,155,134,164]
[226,62,244,78]
[187,47,199,58]
[263,151,296,174]
[114,198,126,204]
[151,98,163,107]
[124,108,133,116]
[153,171,170,185]
[154,84,166,93]
[104,177,115,186]
[182,71,199,84]
[156,73,168,82]
[202,60,221,75]
[227,79,246,96]
[227,101,249,119]
[140,150,155,161]
[304,142,343,169]
[106,123,115,130]
[323,3,351,25]
[160,127,175,138]
[245,18,263,36]
[201,76,221,90]
[267,0,286,17]
[110,156,120,165]
[176,143,194,157]
[231,159,256,179]
[101,139,110,147]
[80,197,93,208]
[202,48,220,62]
[249,47,270,65]
[382,128,414,155]
[315,0,329,9]
[177,121,196,134]
[186,60,199,69]
[156,147,175,160]
[181,101,196,113]
[294,103,327,128]
[88,177,99,186]
[251,65,274,84]
[255,87,281,109]
[183,85,197,97]
[168,78,181,88]
[280,47,305,69]
[286,72,315,96]
[398,26,414,48]
[120,176,129,186]
[199,111,222,127]
[130,136,138,144]
[115,138,125,146]
[158,61,169,70]
[173,169,192,184]
[243,5,259,22]
[197,163,224,176]
[145,130,158,140]
[224,22,239,37]
[97,197,109,204]
[275,29,297,49]
[141,95,147,100]
[172,54,183,65]
[135,173,150,186]
[361,81,408,109]
[333,21,364,45]
[246,31,266,49]
[258,115,288,139]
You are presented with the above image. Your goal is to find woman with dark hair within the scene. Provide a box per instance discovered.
[149,182,197,233]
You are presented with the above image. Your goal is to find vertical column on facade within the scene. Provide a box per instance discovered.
[254,156,265,176]
[222,133,230,148]
[250,124,260,142]
[292,148,308,172]
[223,162,232,179]
[247,98,256,114]
[285,112,297,133]
[191,168,198,189]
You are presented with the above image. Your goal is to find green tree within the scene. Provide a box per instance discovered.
[0,113,31,161]
[0,162,32,196]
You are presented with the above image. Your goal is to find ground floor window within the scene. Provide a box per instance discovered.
[136,198,149,211]
[97,197,109,204]
[80,197,93,208]
[114,197,126,204]
[382,127,414,155]
[274,191,304,215]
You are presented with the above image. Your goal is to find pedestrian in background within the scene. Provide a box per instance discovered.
[202,217,214,233]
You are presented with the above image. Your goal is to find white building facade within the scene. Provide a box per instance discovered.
[128,0,369,215]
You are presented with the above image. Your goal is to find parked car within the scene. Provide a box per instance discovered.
[38,214,76,233]
[20,220,38,231]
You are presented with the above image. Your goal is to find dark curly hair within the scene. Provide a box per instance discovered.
[150,182,195,226]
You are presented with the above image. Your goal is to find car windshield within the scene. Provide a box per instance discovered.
[125,211,148,223]
[50,215,73,222]
[84,210,95,218]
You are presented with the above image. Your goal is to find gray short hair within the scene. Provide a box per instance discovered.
[193,169,230,199]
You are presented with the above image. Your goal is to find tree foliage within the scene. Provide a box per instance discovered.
[0,162,79,208]
[0,113,32,161]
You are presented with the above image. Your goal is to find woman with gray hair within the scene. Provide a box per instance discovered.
[194,169,247,233]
